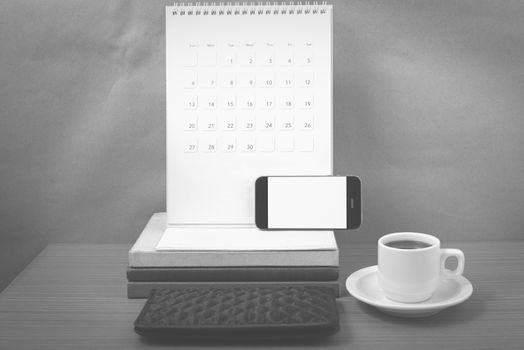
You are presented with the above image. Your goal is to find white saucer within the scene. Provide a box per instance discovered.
[346,266,473,318]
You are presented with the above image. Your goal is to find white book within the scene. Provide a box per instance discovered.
[129,213,339,267]
[157,227,337,251]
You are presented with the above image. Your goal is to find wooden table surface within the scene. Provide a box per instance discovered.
[0,241,523,349]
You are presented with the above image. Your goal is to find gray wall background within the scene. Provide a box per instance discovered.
[1,0,523,291]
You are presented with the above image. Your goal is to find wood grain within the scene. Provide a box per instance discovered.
[0,242,523,349]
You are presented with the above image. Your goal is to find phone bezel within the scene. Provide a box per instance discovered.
[255,175,361,230]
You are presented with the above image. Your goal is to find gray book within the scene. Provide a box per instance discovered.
[127,281,341,299]
[127,266,339,282]
[129,213,339,267]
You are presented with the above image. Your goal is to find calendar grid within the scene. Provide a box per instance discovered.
[166,3,332,224]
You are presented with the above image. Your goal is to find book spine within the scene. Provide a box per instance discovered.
[127,266,339,282]
[129,249,339,267]
[127,281,341,299]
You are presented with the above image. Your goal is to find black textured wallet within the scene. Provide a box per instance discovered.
[134,286,339,339]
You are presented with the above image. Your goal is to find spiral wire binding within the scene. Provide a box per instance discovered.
[170,2,331,16]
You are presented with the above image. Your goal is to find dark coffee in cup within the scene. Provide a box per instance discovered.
[385,240,432,250]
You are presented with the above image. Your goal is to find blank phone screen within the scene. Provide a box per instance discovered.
[267,176,347,229]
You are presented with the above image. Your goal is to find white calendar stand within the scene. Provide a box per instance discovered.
[160,2,333,249]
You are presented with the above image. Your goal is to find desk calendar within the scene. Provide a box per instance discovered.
[165,2,333,226]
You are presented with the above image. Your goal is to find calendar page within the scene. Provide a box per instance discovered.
[166,3,333,225]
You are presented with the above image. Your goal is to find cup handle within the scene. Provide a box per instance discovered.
[440,248,465,278]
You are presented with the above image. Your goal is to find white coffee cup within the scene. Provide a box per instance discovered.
[378,232,465,303]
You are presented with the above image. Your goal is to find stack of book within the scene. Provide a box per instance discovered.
[128,213,340,298]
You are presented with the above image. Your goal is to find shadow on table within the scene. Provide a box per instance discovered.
[139,334,339,347]
[353,287,486,326]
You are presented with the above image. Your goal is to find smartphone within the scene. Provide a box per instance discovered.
[255,176,361,230]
